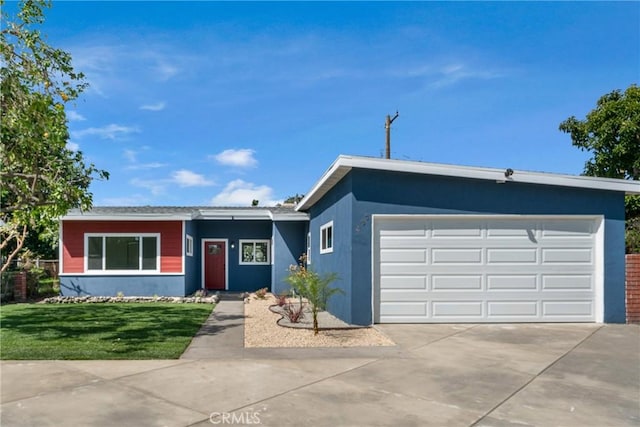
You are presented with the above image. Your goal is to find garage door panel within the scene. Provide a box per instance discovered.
[431,221,482,238]
[380,249,426,263]
[380,275,426,290]
[379,225,426,236]
[432,301,483,317]
[432,248,482,264]
[542,248,592,263]
[380,302,426,316]
[487,275,537,290]
[487,221,537,238]
[542,301,593,317]
[487,248,537,264]
[542,275,592,290]
[432,275,482,290]
[380,264,427,275]
[488,301,538,317]
[380,238,428,249]
[542,221,594,237]
[376,216,598,323]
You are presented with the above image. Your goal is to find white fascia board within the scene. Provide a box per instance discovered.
[270,212,310,221]
[296,156,352,211]
[60,214,193,221]
[196,209,271,220]
[297,154,640,211]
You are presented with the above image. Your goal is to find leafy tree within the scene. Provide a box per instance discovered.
[559,84,640,253]
[1,0,108,272]
[283,194,304,204]
[559,84,639,180]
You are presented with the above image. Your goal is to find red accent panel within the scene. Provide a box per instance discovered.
[62,221,183,273]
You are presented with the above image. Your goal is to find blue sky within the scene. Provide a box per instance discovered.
[22,2,640,206]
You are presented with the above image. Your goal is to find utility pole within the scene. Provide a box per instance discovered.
[385,111,399,159]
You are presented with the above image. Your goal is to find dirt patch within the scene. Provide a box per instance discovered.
[244,294,395,348]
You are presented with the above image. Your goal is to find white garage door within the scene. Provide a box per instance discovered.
[374,216,602,323]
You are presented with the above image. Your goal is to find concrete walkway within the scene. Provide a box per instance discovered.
[2,306,639,426]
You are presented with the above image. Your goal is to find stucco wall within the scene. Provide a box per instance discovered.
[194,220,273,292]
[308,174,354,323]
[272,221,308,295]
[60,275,186,297]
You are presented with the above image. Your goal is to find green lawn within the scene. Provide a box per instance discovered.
[0,303,214,359]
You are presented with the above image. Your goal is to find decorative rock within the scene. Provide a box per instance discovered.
[39,295,219,304]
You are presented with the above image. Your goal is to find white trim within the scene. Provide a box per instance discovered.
[186,234,194,257]
[58,219,64,274]
[594,216,605,323]
[320,221,334,254]
[297,155,640,211]
[201,238,229,290]
[62,214,192,221]
[306,231,312,264]
[59,273,184,277]
[84,233,161,274]
[370,214,605,324]
[238,239,271,265]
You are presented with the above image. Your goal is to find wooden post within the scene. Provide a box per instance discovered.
[385,111,399,159]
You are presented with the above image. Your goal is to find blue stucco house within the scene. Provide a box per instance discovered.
[60,155,640,325]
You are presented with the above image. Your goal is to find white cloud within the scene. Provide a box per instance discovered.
[210,179,280,206]
[140,101,166,111]
[154,62,179,81]
[171,169,214,187]
[125,162,167,171]
[212,149,258,168]
[430,63,505,88]
[123,149,137,163]
[66,141,80,152]
[72,124,140,141]
[130,178,166,196]
[67,110,86,121]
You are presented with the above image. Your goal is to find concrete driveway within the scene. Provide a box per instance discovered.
[1,323,638,427]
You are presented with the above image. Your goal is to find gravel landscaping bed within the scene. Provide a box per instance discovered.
[244,293,395,348]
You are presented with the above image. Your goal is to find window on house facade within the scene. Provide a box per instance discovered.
[320,221,333,254]
[239,240,270,265]
[86,234,159,272]
[186,235,194,257]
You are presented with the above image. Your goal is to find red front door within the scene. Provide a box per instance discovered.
[204,241,226,290]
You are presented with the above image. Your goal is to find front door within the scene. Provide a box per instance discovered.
[204,241,226,290]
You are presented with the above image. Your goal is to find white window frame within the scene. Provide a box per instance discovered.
[186,234,194,257]
[239,239,271,265]
[84,233,161,274]
[320,221,334,254]
[306,231,312,264]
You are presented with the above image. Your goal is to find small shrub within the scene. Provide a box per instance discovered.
[285,256,342,335]
[116,291,125,298]
[627,217,640,254]
[193,289,207,297]
[283,303,305,323]
[274,292,288,307]
[254,287,268,299]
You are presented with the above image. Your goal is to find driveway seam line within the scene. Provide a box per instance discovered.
[215,357,383,416]
[468,324,605,427]
[408,324,480,353]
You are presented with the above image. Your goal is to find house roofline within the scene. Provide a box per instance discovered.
[62,208,309,221]
[296,155,640,211]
